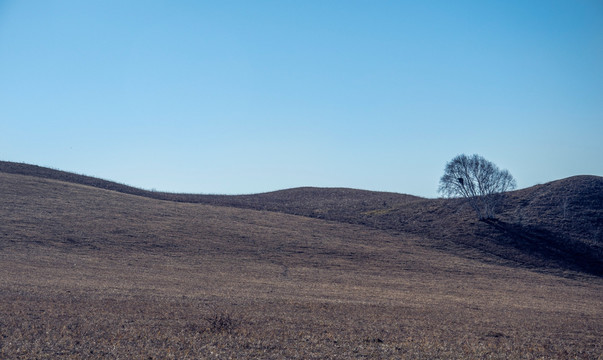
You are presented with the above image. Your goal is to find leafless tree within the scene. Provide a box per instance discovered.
[438,154,516,220]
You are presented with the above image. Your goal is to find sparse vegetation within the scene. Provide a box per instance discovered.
[206,312,238,334]
[438,154,516,220]
[0,162,601,358]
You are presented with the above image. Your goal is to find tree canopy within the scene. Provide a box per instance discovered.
[439,154,516,219]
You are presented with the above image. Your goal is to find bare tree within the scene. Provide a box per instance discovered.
[438,154,516,220]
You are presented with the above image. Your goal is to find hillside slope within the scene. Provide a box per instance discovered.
[358,176,603,276]
[1,169,602,358]
[201,177,603,276]
[1,161,601,276]
[0,171,435,277]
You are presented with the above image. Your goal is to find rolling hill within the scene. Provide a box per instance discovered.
[2,160,601,276]
[0,161,602,358]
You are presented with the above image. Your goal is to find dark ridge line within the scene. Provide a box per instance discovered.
[0,160,419,209]
[0,161,189,201]
[2,160,600,204]
[0,161,322,204]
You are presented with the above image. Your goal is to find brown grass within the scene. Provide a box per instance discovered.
[0,169,602,358]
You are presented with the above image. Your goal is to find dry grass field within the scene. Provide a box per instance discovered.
[1,163,602,358]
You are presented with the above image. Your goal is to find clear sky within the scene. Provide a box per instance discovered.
[1,1,602,197]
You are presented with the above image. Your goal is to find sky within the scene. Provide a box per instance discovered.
[1,1,602,197]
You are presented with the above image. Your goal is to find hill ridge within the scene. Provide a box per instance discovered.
[1,160,602,276]
[2,160,600,206]
[0,160,419,202]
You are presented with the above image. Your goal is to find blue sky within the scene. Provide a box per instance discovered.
[1,1,602,197]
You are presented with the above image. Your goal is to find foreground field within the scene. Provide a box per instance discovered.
[1,171,602,358]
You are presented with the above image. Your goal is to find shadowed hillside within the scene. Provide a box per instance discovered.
[353,176,603,276]
[1,165,602,358]
[203,179,603,276]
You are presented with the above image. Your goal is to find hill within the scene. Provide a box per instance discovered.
[0,160,420,206]
[0,162,602,358]
[187,177,603,276]
[2,160,601,275]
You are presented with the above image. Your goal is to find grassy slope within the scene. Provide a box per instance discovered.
[2,160,601,275]
[1,171,602,358]
[1,163,602,358]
